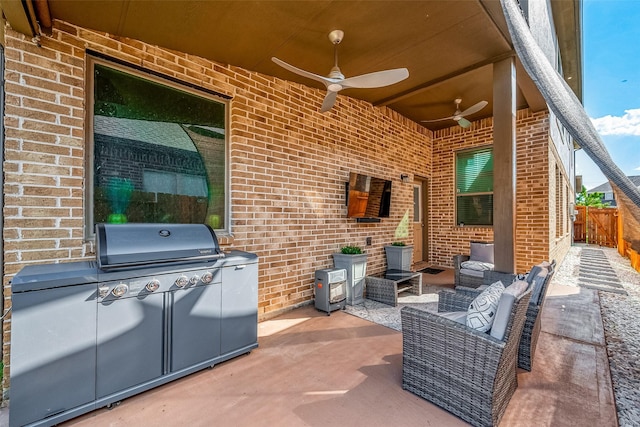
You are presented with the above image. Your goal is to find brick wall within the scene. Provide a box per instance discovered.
[430,109,561,273]
[1,23,432,396]
[1,21,572,400]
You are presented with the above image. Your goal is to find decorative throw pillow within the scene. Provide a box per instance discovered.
[466,280,505,332]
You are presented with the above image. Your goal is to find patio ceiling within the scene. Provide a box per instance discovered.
[2,0,581,131]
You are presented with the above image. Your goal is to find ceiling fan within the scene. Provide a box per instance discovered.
[272,30,409,113]
[421,98,488,128]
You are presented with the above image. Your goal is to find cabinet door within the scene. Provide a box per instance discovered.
[171,282,221,371]
[10,285,97,427]
[96,293,164,398]
[221,262,258,355]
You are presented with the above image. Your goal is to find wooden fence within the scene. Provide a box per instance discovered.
[573,205,618,247]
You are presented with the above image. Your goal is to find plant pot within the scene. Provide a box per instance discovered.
[384,245,413,271]
[332,253,368,305]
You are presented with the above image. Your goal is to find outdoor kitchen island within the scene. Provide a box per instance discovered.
[9,224,258,427]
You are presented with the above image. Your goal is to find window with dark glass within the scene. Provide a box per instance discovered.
[456,147,493,226]
[87,59,227,236]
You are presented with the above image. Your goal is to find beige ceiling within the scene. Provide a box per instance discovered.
[3,0,581,131]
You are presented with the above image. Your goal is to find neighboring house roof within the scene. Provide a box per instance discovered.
[94,116,197,152]
[588,176,640,193]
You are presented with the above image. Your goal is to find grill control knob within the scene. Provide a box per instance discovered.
[146,279,161,292]
[201,271,213,284]
[98,285,109,298]
[175,275,189,288]
[189,274,200,285]
[112,283,128,297]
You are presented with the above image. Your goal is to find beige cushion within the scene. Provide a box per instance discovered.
[490,280,529,340]
[466,281,505,332]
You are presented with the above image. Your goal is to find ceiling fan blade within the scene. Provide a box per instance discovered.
[421,115,456,123]
[459,100,488,117]
[340,68,409,89]
[320,91,338,113]
[458,117,472,128]
[272,57,332,87]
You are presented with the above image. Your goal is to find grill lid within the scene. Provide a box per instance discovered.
[96,223,223,270]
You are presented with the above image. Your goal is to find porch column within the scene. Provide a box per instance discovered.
[493,57,517,273]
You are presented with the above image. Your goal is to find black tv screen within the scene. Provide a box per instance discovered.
[346,172,392,219]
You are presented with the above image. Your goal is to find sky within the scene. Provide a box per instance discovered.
[578,0,640,190]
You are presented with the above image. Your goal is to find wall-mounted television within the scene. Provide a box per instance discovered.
[346,172,392,222]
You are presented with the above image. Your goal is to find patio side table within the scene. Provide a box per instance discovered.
[365,269,422,307]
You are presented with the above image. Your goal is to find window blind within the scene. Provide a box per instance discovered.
[456,148,493,225]
[456,148,493,195]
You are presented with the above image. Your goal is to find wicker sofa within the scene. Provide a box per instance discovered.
[452,260,556,371]
[401,284,531,427]
[453,241,495,288]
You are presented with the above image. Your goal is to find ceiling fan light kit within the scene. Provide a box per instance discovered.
[272,30,409,113]
[421,98,488,128]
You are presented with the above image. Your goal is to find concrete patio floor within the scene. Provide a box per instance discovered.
[49,276,617,427]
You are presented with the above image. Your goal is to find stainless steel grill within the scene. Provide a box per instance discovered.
[95,223,224,269]
[11,223,258,427]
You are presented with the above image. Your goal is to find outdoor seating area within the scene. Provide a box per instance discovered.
[402,282,532,426]
[39,269,617,427]
[452,261,557,371]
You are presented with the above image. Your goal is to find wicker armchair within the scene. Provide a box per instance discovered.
[449,261,556,371]
[402,287,531,427]
[453,241,494,288]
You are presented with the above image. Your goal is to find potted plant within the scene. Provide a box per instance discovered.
[333,245,368,305]
[384,241,413,271]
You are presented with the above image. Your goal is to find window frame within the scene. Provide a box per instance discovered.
[84,55,230,240]
[454,145,494,227]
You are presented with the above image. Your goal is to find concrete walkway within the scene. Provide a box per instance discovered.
[501,282,617,426]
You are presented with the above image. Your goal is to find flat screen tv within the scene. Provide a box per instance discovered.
[346,172,392,221]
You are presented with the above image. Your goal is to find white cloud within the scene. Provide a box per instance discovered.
[590,108,640,136]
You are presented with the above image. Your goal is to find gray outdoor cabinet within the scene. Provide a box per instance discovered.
[221,258,259,355]
[10,266,98,427]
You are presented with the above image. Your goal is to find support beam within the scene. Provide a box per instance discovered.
[493,57,517,273]
[374,52,515,107]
